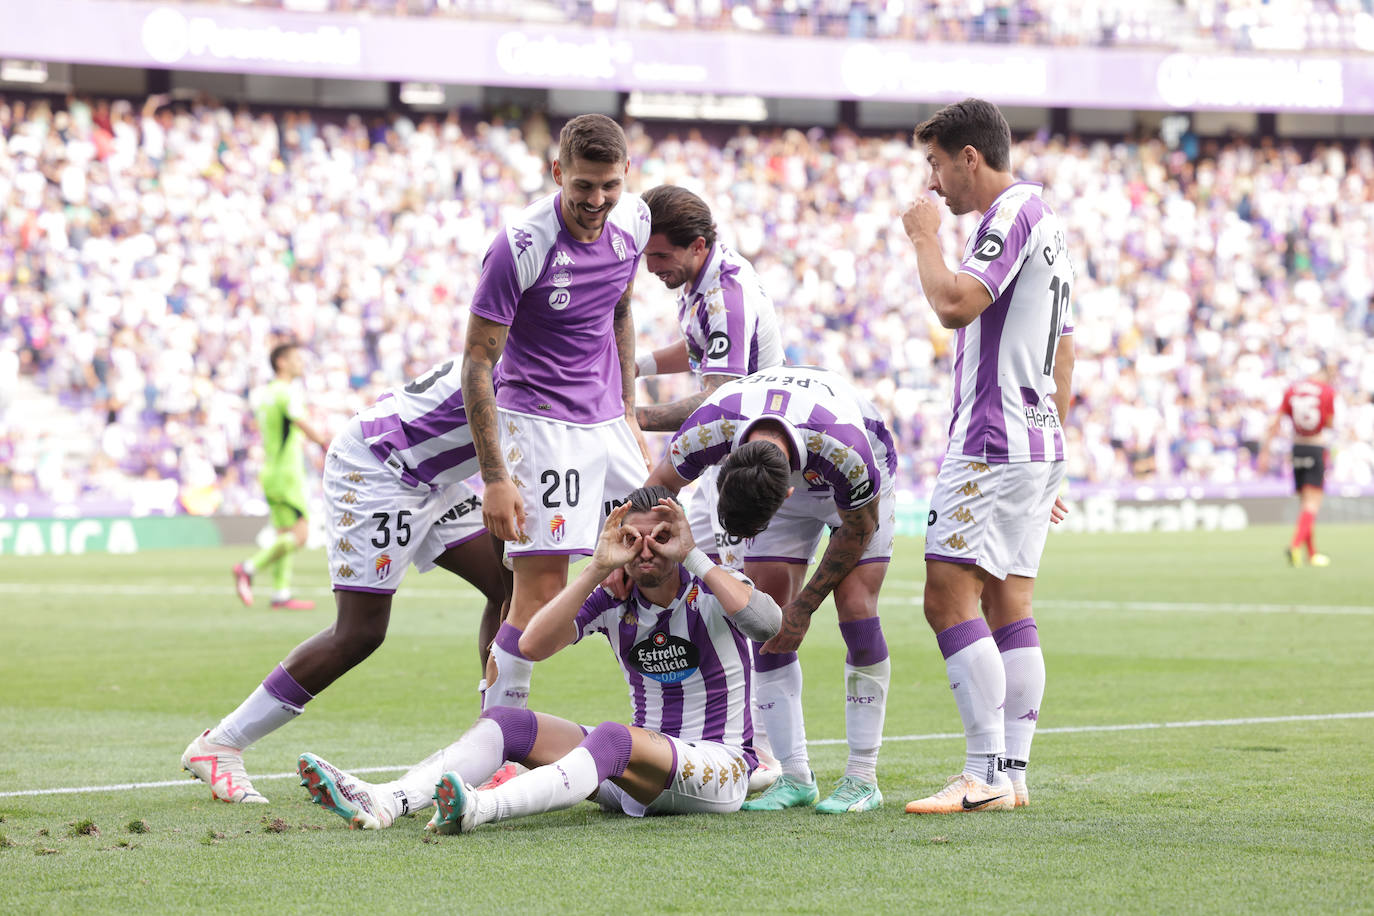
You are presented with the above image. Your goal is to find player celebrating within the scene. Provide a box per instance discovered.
[182,359,508,803]
[462,114,653,711]
[233,342,330,610]
[900,98,1075,813]
[645,365,898,814]
[634,183,785,566]
[296,488,781,831]
[1260,362,1337,566]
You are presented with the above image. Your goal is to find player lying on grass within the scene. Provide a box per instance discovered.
[182,359,508,803]
[297,486,782,831]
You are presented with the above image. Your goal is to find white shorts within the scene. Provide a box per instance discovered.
[323,429,486,594]
[499,410,647,558]
[744,478,897,566]
[684,466,745,570]
[924,456,1066,580]
[593,736,751,817]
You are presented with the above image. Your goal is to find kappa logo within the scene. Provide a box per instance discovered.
[680,760,695,781]
[341,491,359,505]
[339,511,356,527]
[337,538,355,553]
[344,471,364,483]
[951,506,975,523]
[337,564,356,579]
[700,764,714,788]
[512,474,527,489]
[612,235,627,261]
[375,554,392,579]
[507,420,520,436]
[806,431,825,454]
[552,250,575,267]
[1018,709,1039,721]
[506,446,523,465]
[964,461,991,473]
[513,227,533,255]
[621,607,638,627]
[959,481,982,498]
[941,533,969,550]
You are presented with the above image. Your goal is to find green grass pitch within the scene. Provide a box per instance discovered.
[2,524,1372,914]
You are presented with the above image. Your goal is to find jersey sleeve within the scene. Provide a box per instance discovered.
[284,385,306,422]
[1279,385,1294,419]
[573,587,622,642]
[469,229,526,327]
[957,198,1036,303]
[667,399,742,483]
[696,280,752,379]
[805,423,881,511]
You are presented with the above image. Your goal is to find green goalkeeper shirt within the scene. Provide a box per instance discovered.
[252,379,307,490]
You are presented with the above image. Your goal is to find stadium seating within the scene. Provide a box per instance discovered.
[1,96,1371,512]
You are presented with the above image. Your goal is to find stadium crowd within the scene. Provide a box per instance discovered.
[110,0,1374,52]
[1,93,1372,514]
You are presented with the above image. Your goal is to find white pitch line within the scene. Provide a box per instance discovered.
[3,581,1371,616]
[2,711,1370,798]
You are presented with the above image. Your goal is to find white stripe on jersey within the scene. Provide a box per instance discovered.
[354,360,478,489]
[948,182,1074,464]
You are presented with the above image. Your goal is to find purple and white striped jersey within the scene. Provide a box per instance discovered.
[667,366,896,512]
[677,242,784,380]
[471,190,651,426]
[948,181,1075,463]
[574,566,756,760]
[355,360,476,489]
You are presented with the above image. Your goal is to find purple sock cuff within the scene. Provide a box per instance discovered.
[992,617,1040,652]
[480,706,539,763]
[263,664,313,709]
[936,617,994,660]
[581,721,633,782]
[751,643,797,673]
[839,617,889,667]
[494,622,529,660]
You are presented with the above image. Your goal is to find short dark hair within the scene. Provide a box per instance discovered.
[716,440,791,539]
[624,484,676,515]
[641,185,717,250]
[558,114,628,167]
[914,98,1012,172]
[269,342,300,373]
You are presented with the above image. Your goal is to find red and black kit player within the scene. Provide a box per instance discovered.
[1262,366,1337,567]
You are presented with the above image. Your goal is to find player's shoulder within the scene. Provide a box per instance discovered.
[499,192,561,256]
[606,190,651,249]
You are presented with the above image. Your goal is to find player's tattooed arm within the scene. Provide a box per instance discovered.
[613,281,638,410]
[794,501,879,617]
[636,373,733,432]
[461,315,510,483]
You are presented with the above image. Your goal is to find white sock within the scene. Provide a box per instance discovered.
[944,636,1007,783]
[207,685,302,749]
[844,658,890,782]
[379,717,506,815]
[1001,644,1045,776]
[754,660,811,782]
[242,560,256,576]
[473,746,600,827]
[272,589,291,602]
[484,643,533,709]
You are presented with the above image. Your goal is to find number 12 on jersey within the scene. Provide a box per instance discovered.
[1044,276,1071,376]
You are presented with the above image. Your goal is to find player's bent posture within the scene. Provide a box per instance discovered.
[182,360,508,803]
[634,184,785,569]
[645,366,898,814]
[1260,363,1337,567]
[234,342,330,610]
[296,487,781,831]
[462,114,653,711]
[901,98,1075,813]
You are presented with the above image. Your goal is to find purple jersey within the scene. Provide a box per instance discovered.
[471,190,651,425]
[678,242,784,379]
[355,360,476,489]
[668,366,896,512]
[574,566,755,759]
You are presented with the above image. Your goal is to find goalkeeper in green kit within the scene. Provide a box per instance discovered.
[234,342,330,610]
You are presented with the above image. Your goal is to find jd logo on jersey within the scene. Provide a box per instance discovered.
[549,289,571,311]
[631,632,700,684]
[973,233,1004,261]
[706,332,731,359]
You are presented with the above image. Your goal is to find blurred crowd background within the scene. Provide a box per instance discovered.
[2,90,1372,515]
[110,0,1374,53]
